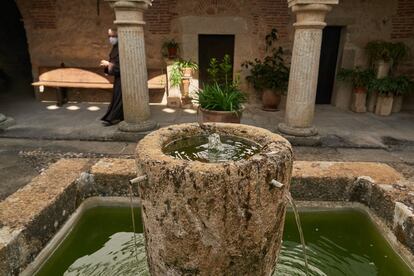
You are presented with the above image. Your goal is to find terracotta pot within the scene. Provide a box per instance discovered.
[353,87,367,94]
[261,89,281,111]
[168,48,177,59]
[182,67,193,78]
[392,95,403,113]
[375,95,393,116]
[199,107,243,124]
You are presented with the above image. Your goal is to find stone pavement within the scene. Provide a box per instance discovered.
[0,96,414,148]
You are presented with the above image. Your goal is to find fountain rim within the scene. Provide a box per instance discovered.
[136,123,292,167]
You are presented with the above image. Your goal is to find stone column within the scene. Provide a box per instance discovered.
[0,113,15,131]
[278,0,338,137]
[106,0,157,132]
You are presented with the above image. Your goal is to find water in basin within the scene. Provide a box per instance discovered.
[34,207,413,276]
[163,134,261,162]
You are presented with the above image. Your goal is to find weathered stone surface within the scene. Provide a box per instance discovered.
[90,158,137,197]
[292,161,403,184]
[136,123,293,275]
[375,95,394,116]
[0,159,92,275]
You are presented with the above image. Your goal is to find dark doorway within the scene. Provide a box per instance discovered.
[315,26,342,104]
[198,35,235,86]
[0,0,33,96]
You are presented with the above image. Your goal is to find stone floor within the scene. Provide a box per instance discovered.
[1,93,414,201]
[1,93,414,148]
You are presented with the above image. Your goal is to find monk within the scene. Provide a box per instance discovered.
[100,28,123,126]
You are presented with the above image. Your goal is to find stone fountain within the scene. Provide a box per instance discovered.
[135,123,293,275]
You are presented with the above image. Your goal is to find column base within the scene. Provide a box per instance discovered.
[0,114,15,131]
[118,120,158,132]
[278,123,318,137]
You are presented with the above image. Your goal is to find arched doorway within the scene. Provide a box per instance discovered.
[0,0,33,98]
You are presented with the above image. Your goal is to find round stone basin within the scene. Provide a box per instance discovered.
[163,135,262,163]
[135,123,293,275]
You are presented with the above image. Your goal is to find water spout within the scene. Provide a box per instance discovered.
[286,192,310,275]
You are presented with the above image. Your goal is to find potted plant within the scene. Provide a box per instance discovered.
[178,59,198,78]
[195,55,246,123]
[389,42,409,73]
[366,41,392,78]
[392,75,413,113]
[162,39,179,59]
[242,29,289,111]
[368,76,395,116]
[337,67,375,113]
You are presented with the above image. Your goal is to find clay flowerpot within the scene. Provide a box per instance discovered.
[392,95,403,113]
[261,89,281,111]
[168,48,177,59]
[350,87,367,113]
[182,67,193,78]
[375,95,394,116]
[199,107,243,124]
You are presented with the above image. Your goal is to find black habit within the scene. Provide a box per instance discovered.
[101,44,124,123]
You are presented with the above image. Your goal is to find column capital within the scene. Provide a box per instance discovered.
[288,0,338,29]
[288,0,338,8]
[105,0,152,26]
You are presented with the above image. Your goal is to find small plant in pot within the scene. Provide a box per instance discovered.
[337,67,375,113]
[169,59,199,104]
[178,59,198,78]
[368,76,395,116]
[242,29,289,111]
[162,39,179,60]
[195,55,246,123]
[392,75,413,113]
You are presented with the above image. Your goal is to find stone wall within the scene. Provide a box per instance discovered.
[14,0,414,109]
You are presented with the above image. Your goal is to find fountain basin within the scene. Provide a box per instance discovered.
[29,199,414,276]
[135,123,293,275]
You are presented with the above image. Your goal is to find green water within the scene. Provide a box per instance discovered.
[35,207,414,276]
[163,135,261,162]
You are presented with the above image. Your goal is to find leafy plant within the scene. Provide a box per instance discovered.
[207,55,233,85]
[337,67,375,89]
[366,41,410,71]
[178,59,198,70]
[196,55,246,111]
[195,82,246,112]
[242,28,289,94]
[368,76,396,96]
[169,59,199,87]
[162,39,179,58]
[366,41,392,63]
[162,39,179,50]
[391,75,414,96]
[389,42,409,67]
[169,63,183,87]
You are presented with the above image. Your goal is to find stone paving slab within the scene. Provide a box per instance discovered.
[293,161,403,184]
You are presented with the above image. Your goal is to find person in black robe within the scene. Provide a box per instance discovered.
[100,28,123,126]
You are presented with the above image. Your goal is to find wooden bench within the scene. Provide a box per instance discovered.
[32,67,166,106]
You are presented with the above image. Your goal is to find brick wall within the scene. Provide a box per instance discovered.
[392,0,414,39]
[146,0,177,34]
[30,0,57,29]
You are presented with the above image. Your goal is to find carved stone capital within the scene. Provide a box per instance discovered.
[289,1,338,29]
[105,0,152,26]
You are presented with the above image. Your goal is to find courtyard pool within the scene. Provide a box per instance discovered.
[34,206,413,276]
